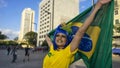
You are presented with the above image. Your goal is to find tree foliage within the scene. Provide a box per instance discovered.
[41,40,48,46]
[0,31,8,40]
[14,37,18,41]
[0,40,18,46]
[24,31,37,47]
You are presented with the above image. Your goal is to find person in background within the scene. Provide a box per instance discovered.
[23,45,30,62]
[7,46,11,55]
[11,46,17,63]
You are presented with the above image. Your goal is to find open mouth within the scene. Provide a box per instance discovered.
[57,40,63,43]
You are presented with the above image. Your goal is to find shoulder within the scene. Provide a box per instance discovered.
[49,45,54,51]
[65,45,78,55]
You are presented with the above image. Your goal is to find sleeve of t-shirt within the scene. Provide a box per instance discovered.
[49,45,54,51]
[64,45,78,57]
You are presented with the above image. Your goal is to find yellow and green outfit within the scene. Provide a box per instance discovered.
[43,45,77,68]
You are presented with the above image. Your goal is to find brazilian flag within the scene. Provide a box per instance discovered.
[48,0,114,68]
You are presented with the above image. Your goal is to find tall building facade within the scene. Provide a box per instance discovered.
[113,0,120,46]
[19,8,35,41]
[37,0,79,46]
[114,0,120,36]
[114,0,120,25]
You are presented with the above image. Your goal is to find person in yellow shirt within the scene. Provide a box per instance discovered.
[43,0,111,68]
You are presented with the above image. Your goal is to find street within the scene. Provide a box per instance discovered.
[112,55,120,68]
[0,49,46,68]
[0,49,120,68]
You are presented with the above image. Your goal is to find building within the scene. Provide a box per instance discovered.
[19,8,35,42]
[114,0,120,26]
[37,0,79,46]
[114,0,120,36]
[113,0,120,47]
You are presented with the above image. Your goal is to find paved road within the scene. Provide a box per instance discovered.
[112,55,120,68]
[0,49,46,68]
[0,49,120,68]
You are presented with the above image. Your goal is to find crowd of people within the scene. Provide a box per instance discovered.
[6,45,31,63]
[5,45,48,63]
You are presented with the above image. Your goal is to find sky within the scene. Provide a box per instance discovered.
[0,0,96,40]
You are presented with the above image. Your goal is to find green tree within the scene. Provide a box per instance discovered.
[14,37,18,41]
[0,31,8,40]
[24,31,37,47]
[41,40,48,47]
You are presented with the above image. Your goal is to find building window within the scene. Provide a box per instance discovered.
[115,10,118,15]
[114,0,118,7]
[115,19,119,24]
[48,0,50,3]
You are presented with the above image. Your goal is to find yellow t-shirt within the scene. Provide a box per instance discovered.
[43,45,77,68]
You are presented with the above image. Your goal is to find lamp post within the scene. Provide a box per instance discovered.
[92,0,94,6]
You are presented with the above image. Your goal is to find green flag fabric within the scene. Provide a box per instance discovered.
[48,0,114,68]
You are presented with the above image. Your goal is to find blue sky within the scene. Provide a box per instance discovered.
[0,0,96,40]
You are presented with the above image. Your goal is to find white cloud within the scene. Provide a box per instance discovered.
[0,0,7,8]
[0,29,19,40]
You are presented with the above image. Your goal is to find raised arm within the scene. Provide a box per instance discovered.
[45,35,53,47]
[70,0,111,52]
